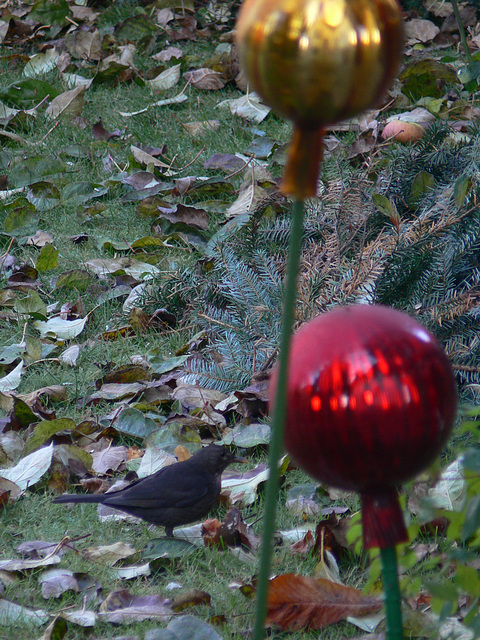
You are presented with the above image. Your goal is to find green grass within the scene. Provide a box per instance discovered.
[1,1,479,639]
[0,474,364,640]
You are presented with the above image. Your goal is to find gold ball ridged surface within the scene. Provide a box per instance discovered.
[236,0,404,128]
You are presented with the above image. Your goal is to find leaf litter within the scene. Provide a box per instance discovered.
[0,0,478,636]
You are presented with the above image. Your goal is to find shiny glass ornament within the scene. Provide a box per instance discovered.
[236,0,404,197]
[270,305,458,547]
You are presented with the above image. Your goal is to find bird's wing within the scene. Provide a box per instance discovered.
[104,465,212,510]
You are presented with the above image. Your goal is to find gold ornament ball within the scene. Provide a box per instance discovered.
[235,0,404,196]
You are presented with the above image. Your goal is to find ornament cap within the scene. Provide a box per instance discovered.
[281,126,324,198]
[361,489,408,548]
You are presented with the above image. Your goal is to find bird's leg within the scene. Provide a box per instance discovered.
[165,526,174,538]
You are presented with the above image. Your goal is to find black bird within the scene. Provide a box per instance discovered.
[53,446,240,537]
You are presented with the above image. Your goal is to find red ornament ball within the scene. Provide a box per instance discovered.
[272,305,458,492]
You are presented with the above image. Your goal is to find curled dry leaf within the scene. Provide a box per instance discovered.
[202,506,255,549]
[0,554,62,572]
[152,46,183,62]
[216,92,271,123]
[266,574,382,631]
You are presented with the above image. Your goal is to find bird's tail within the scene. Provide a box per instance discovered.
[53,494,105,504]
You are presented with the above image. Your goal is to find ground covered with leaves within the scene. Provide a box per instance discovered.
[2,0,480,638]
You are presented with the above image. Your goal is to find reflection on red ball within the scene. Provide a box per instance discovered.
[272,305,457,491]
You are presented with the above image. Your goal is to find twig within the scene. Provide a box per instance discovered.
[176,147,205,172]
[225,154,254,180]
[450,0,474,64]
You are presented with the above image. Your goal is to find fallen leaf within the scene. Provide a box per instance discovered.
[163,615,223,640]
[15,541,64,559]
[91,446,128,474]
[142,537,200,560]
[0,443,53,490]
[226,184,268,218]
[172,589,211,611]
[39,568,100,600]
[99,589,173,623]
[147,64,181,92]
[221,461,270,505]
[0,554,61,572]
[26,230,54,247]
[184,68,226,90]
[182,120,220,136]
[60,609,96,627]
[0,361,24,393]
[113,563,151,580]
[136,447,176,478]
[45,86,85,119]
[0,599,49,626]
[34,316,88,340]
[405,19,440,44]
[23,48,59,78]
[217,92,271,123]
[131,145,170,168]
[152,46,183,62]
[60,344,80,366]
[202,506,254,549]
[266,574,382,631]
[427,457,466,511]
[83,542,137,566]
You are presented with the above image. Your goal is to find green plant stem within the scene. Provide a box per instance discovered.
[450,0,473,64]
[252,199,305,640]
[380,546,404,640]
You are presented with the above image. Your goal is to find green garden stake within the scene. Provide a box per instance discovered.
[251,199,304,640]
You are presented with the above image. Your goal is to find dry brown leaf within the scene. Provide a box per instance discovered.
[65,29,102,60]
[404,18,439,44]
[289,530,315,555]
[266,574,382,631]
[182,120,220,136]
[202,506,254,549]
[172,589,211,612]
[45,86,85,120]
[152,46,183,62]
[183,68,226,90]
[99,589,172,623]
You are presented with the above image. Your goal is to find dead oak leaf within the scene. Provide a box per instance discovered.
[266,574,382,631]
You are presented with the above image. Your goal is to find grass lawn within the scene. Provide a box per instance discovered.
[1,0,480,638]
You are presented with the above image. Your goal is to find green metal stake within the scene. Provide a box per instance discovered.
[380,546,404,640]
[252,199,305,640]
